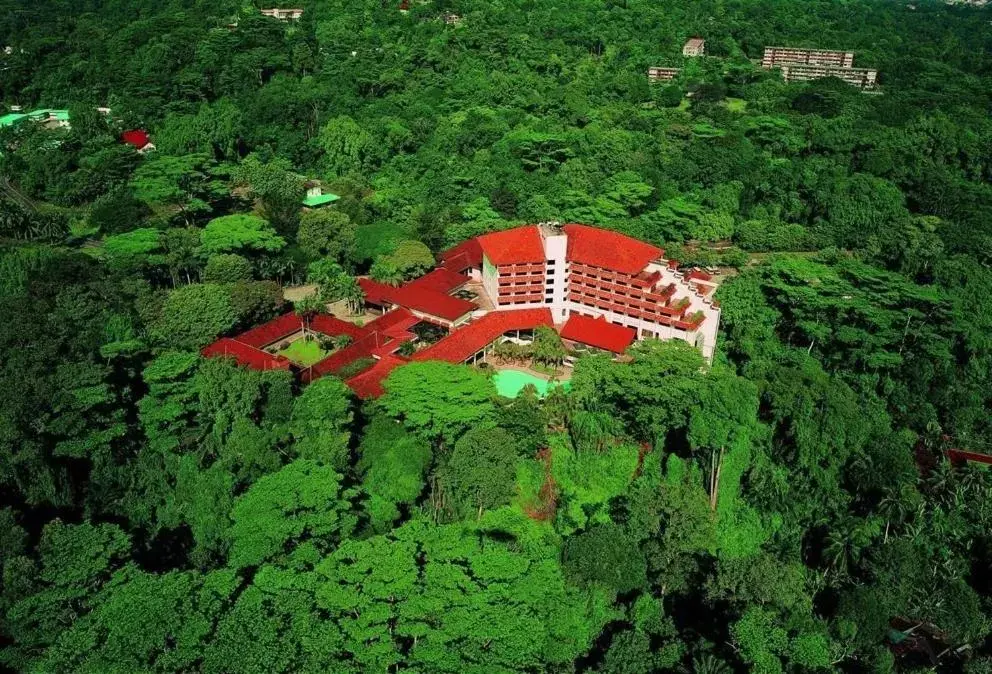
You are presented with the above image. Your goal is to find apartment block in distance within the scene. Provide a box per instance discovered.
[647,67,681,82]
[762,46,878,90]
[682,38,706,57]
[777,64,877,89]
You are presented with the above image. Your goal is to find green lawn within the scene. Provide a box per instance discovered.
[724,97,747,112]
[279,339,329,366]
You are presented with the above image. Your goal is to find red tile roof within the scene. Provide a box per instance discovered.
[946,449,992,467]
[413,308,553,363]
[439,238,483,272]
[477,226,545,265]
[406,268,468,294]
[560,314,636,354]
[121,129,151,149]
[358,278,401,306]
[304,333,381,380]
[236,310,363,348]
[311,314,366,340]
[358,276,475,322]
[201,338,293,371]
[562,224,662,275]
[237,312,304,347]
[361,307,418,333]
[346,355,407,398]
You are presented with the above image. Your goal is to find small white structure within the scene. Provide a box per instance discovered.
[260,8,304,20]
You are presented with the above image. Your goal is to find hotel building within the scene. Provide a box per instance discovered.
[205,223,721,398]
[439,223,720,361]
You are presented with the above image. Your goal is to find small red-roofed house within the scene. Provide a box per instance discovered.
[121,129,155,153]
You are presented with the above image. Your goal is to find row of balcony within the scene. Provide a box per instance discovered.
[568,293,705,330]
[499,293,543,304]
[499,274,544,286]
[497,263,545,276]
[569,274,678,305]
[568,282,689,316]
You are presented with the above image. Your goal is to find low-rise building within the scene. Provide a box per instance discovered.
[683,38,705,57]
[302,182,341,208]
[647,67,681,82]
[260,8,304,20]
[0,109,70,130]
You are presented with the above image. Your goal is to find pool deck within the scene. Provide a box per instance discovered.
[493,363,572,382]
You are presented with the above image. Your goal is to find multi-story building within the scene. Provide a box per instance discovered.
[778,64,878,89]
[761,46,854,69]
[441,223,721,361]
[682,38,705,57]
[260,8,304,20]
[647,67,680,82]
[761,46,877,90]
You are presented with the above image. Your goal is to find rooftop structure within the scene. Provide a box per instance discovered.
[260,8,304,20]
[683,38,705,57]
[441,13,463,25]
[648,67,681,82]
[203,223,721,398]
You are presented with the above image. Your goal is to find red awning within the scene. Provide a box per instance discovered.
[560,313,636,354]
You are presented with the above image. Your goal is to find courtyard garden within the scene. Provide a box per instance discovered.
[410,320,448,345]
[272,332,354,367]
[278,338,329,366]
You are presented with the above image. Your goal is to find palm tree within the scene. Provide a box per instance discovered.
[692,654,732,674]
[342,277,365,314]
[294,294,323,338]
[824,514,881,579]
[569,410,622,453]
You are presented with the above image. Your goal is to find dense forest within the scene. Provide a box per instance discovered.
[1,0,991,671]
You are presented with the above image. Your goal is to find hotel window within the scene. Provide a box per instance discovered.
[546,259,555,265]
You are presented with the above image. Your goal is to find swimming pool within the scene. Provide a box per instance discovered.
[492,369,570,398]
